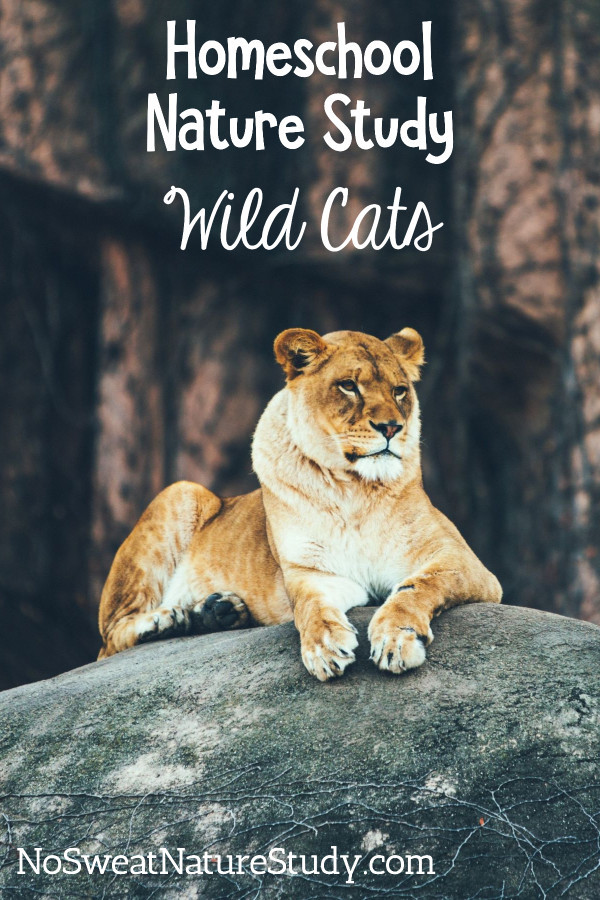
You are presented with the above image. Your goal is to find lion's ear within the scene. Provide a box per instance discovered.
[385,327,425,382]
[274,328,329,381]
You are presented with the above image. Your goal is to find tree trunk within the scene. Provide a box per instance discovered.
[452,0,600,621]
[0,184,99,687]
[88,237,166,608]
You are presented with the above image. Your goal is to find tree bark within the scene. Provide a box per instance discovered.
[452,0,600,621]
[88,237,166,608]
[0,184,99,687]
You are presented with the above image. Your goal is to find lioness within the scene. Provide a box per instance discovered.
[98,327,501,679]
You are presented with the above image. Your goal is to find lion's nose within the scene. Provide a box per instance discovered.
[370,421,403,440]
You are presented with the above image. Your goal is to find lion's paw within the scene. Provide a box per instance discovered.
[190,592,250,633]
[134,606,191,644]
[301,616,358,682]
[368,613,433,674]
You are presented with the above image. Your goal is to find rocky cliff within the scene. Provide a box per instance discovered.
[1,604,599,898]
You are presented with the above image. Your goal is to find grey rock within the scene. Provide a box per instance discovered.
[0,604,599,898]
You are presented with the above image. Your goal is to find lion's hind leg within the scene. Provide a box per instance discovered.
[101,604,192,657]
[190,592,251,633]
[98,481,222,659]
[99,593,251,657]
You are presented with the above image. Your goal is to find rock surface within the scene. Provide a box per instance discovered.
[0,604,599,898]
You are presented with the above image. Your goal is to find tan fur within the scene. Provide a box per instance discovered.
[98,327,501,679]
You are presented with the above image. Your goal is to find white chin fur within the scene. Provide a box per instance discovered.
[353,454,404,482]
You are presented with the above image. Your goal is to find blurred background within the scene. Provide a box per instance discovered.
[1,0,599,690]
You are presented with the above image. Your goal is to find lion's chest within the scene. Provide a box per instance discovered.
[279,506,413,599]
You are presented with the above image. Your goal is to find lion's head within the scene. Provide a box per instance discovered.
[272,327,425,483]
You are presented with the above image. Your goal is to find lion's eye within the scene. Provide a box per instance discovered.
[394,386,408,401]
[338,379,358,395]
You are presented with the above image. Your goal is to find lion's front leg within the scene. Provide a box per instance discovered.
[369,561,502,674]
[368,585,434,674]
[284,568,366,681]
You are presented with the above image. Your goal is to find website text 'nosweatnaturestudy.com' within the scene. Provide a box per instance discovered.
[18,845,435,884]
